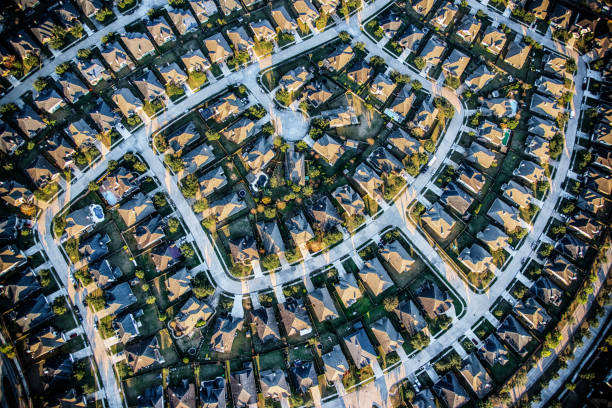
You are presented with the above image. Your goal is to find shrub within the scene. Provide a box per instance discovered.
[383,296,398,311]
[77,48,92,60]
[413,57,426,71]
[33,77,48,91]
[180,243,196,258]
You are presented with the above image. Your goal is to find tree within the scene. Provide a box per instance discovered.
[167,217,180,233]
[55,62,70,75]
[180,243,195,258]
[275,89,291,106]
[0,103,17,115]
[33,77,48,92]
[146,295,156,304]
[339,31,351,43]
[390,70,410,84]
[49,25,68,50]
[88,181,99,191]
[369,55,386,71]
[95,8,113,22]
[561,201,575,214]
[23,54,41,71]
[69,24,84,39]
[383,296,398,311]
[77,48,92,60]
[135,270,145,279]
[193,198,209,213]
[153,193,167,208]
[0,343,16,359]
[354,41,366,53]
[181,174,199,198]
[413,57,426,71]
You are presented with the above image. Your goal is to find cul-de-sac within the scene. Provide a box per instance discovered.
[0,0,610,407]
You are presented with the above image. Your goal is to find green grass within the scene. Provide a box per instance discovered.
[258,349,285,371]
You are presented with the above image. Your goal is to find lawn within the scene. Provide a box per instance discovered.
[123,370,162,405]
[258,349,285,371]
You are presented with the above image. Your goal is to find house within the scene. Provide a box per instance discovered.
[481,26,506,55]
[0,244,26,276]
[55,0,79,27]
[76,0,102,17]
[229,236,259,265]
[0,180,33,208]
[0,268,40,304]
[304,81,333,107]
[421,202,456,240]
[63,204,104,240]
[346,61,373,85]
[434,373,471,408]
[221,117,256,145]
[386,128,421,157]
[204,193,247,222]
[117,192,154,228]
[413,389,436,408]
[319,105,359,128]
[592,147,612,173]
[358,258,393,297]
[77,58,111,86]
[115,312,140,344]
[133,70,166,103]
[370,73,395,103]
[166,122,199,154]
[478,334,509,367]
[120,32,155,61]
[287,212,314,246]
[200,377,226,408]
[250,307,281,342]
[459,354,492,398]
[169,296,214,337]
[101,42,133,73]
[387,87,415,122]
[168,8,198,35]
[111,87,143,119]
[279,297,312,337]
[260,369,290,401]
[394,299,428,336]
[368,147,403,175]
[226,26,255,59]
[26,156,60,188]
[203,33,232,64]
[134,216,165,250]
[58,72,89,104]
[549,4,572,30]
[464,66,495,93]
[332,184,365,217]
[456,15,481,44]
[25,326,65,360]
[398,25,427,53]
[415,280,453,319]
[125,336,164,373]
[11,295,53,332]
[308,287,339,322]
[160,63,189,89]
[210,316,243,353]
[442,49,470,79]
[525,135,550,164]
[198,167,227,197]
[165,268,194,303]
[353,163,383,200]
[290,360,318,394]
[168,381,196,408]
[181,143,215,176]
[594,123,612,148]
[412,101,438,132]
[544,256,577,288]
[515,297,551,332]
[513,160,546,185]
[535,76,566,99]
[498,315,532,357]
[441,182,474,216]
[335,273,362,308]
[312,134,345,166]
[380,241,414,274]
[458,244,493,274]
[371,316,404,354]
[181,49,210,76]
[322,345,349,384]
[504,41,531,69]
[528,0,550,20]
[477,224,509,252]
[309,195,342,232]
[218,0,241,16]
[488,198,525,233]
[271,6,297,32]
[293,0,319,29]
[432,2,458,30]
[100,281,136,317]
[531,276,562,307]
[90,98,120,133]
[30,17,55,45]
[568,210,602,241]
[528,116,558,140]
[482,98,518,118]
[555,234,588,261]
[139,386,164,408]
[0,216,20,242]
[8,31,40,61]
[419,37,445,67]
[411,0,435,16]
[65,119,97,149]
[578,188,611,218]
[530,93,564,120]
[33,88,66,114]
[230,363,258,408]
[455,165,485,195]
[279,66,311,93]
[0,121,24,155]
[99,167,137,206]
[242,136,275,171]
[479,120,505,148]
[344,328,377,369]
[256,221,284,255]
[38,356,73,392]
[379,12,402,38]
[467,142,497,169]
[322,44,353,72]
[147,18,175,46]
[285,147,305,186]
[250,19,276,42]
[151,243,182,272]
[502,180,535,208]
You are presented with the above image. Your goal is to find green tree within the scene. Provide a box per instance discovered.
[88,181,99,191]
[193,198,209,213]
[180,243,195,258]
[55,62,70,75]
[339,31,351,43]
[33,77,48,92]
[0,343,16,359]
[77,48,92,60]
[167,217,180,233]
[413,57,426,71]
[49,25,68,50]
[383,296,398,311]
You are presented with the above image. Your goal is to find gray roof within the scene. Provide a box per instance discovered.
[344,328,377,369]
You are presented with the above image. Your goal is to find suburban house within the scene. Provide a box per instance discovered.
[293,0,319,29]
[394,299,428,336]
[419,37,446,68]
[479,334,509,367]
[381,241,414,274]
[290,360,318,395]
[271,6,297,33]
[477,224,510,252]
[441,182,474,216]
[343,329,377,369]
[442,49,470,79]
[335,274,362,308]
[260,369,290,401]
[203,33,232,64]
[515,297,551,332]
[308,195,342,232]
[99,167,137,206]
[498,315,532,357]
[125,336,164,373]
[415,280,453,319]
[146,18,175,46]
[278,297,312,337]
[308,287,339,322]
[464,66,495,92]
[458,244,494,274]
[169,297,214,337]
[421,202,457,240]
[467,141,497,169]
[459,354,492,398]
[133,70,166,103]
[487,198,526,233]
[58,72,89,104]
[358,258,394,297]
[434,372,470,408]
[322,345,349,384]
[332,184,365,217]
[504,41,531,69]
[200,377,226,408]
[286,212,314,246]
[456,15,481,44]
[168,8,198,35]
[226,26,255,58]
[370,316,404,354]
[117,192,154,228]
[111,87,143,119]
[249,307,281,342]
[120,32,156,61]
[480,26,507,55]
[399,25,427,53]
[76,58,111,86]
[230,364,258,408]
[322,44,353,72]
[432,2,458,30]
[89,98,120,133]
[312,134,345,166]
